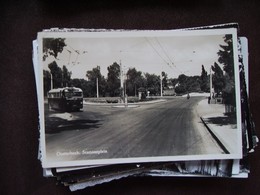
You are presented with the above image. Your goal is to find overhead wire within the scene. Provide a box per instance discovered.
[145,37,170,68]
[64,48,72,65]
[155,37,175,67]
[154,37,184,75]
[66,44,81,66]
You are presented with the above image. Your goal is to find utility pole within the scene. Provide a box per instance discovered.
[160,71,163,97]
[61,71,63,87]
[96,77,99,98]
[210,67,212,99]
[96,66,100,98]
[120,60,124,102]
[50,72,53,90]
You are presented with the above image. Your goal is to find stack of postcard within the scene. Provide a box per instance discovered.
[33,23,258,191]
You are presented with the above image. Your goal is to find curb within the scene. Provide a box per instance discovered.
[84,99,166,106]
[200,116,230,154]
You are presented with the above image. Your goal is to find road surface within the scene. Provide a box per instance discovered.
[44,97,224,165]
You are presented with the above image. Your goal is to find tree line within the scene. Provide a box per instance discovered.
[44,61,168,97]
[43,61,219,98]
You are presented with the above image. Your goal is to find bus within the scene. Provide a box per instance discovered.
[47,87,83,111]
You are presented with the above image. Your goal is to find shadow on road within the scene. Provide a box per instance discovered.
[45,117,101,134]
[206,116,236,126]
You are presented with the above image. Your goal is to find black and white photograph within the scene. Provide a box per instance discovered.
[38,29,242,168]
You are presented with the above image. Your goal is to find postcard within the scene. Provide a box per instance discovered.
[37,28,242,168]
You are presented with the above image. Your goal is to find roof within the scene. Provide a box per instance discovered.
[48,87,82,93]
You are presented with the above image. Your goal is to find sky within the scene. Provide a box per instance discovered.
[42,31,229,79]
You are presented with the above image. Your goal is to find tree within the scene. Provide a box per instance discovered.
[170,78,178,86]
[175,74,200,94]
[178,74,188,84]
[187,76,201,92]
[175,85,186,94]
[86,66,106,97]
[211,62,224,95]
[144,73,160,95]
[126,68,144,96]
[86,66,101,82]
[175,74,187,94]
[43,70,51,96]
[107,62,121,97]
[162,71,168,89]
[200,65,209,92]
[48,61,62,88]
[222,74,235,106]
[42,38,66,61]
[217,34,235,109]
[71,78,92,97]
[62,65,72,87]
[218,35,234,78]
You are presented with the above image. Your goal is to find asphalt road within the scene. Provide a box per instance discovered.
[44,97,224,165]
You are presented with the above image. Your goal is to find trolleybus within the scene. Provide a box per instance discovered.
[47,87,83,111]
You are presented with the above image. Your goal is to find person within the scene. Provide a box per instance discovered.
[208,96,211,104]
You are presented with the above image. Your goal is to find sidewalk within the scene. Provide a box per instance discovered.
[196,99,238,154]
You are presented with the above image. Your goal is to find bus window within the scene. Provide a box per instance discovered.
[74,92,83,97]
[64,92,73,98]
